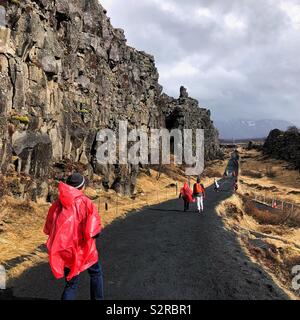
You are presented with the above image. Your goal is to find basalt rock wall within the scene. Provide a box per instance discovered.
[0,0,221,199]
[263,128,300,170]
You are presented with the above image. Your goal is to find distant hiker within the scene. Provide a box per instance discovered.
[193,178,206,214]
[44,173,103,300]
[179,182,194,212]
[233,167,239,177]
[214,178,220,192]
[233,179,238,193]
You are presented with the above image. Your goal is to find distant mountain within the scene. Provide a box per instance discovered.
[215,119,294,140]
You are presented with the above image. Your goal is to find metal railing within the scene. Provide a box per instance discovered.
[252,192,300,214]
[238,153,300,215]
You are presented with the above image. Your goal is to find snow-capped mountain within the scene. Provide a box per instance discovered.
[215,119,294,140]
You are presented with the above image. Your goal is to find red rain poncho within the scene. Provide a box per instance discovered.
[180,182,195,203]
[44,182,102,281]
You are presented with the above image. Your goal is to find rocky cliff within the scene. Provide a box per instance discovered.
[159,86,221,161]
[263,127,300,169]
[0,0,221,199]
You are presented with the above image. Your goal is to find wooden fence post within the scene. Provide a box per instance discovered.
[116,195,118,215]
[98,192,101,212]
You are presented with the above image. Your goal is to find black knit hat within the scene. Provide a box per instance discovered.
[66,173,85,189]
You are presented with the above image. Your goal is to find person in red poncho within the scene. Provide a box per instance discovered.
[179,182,194,212]
[44,173,103,300]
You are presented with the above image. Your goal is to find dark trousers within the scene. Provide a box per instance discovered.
[184,199,190,211]
[61,261,104,300]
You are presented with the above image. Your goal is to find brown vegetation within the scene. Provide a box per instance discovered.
[203,167,224,178]
[244,200,300,227]
[239,148,300,204]
[265,165,277,178]
[217,146,300,299]
[242,170,263,179]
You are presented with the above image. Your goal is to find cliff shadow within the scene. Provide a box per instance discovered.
[5,178,291,300]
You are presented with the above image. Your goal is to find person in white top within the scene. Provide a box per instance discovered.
[214,178,220,192]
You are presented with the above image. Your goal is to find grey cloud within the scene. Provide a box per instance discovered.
[100,0,300,125]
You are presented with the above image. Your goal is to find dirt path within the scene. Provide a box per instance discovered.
[8,177,289,300]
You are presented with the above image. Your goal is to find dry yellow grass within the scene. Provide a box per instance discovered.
[217,194,300,299]
[217,146,300,299]
[239,148,300,204]
[0,197,49,265]
[238,148,300,245]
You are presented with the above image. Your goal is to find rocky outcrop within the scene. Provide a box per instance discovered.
[263,127,300,169]
[159,86,222,161]
[0,0,221,199]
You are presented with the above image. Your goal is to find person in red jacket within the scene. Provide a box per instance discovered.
[44,173,103,300]
[179,182,195,212]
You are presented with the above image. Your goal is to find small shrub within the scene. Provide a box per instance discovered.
[224,202,244,219]
[266,165,277,178]
[12,115,30,125]
[244,201,282,225]
[247,141,254,150]
[79,109,90,114]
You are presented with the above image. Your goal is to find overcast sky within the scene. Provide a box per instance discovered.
[100,0,300,124]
